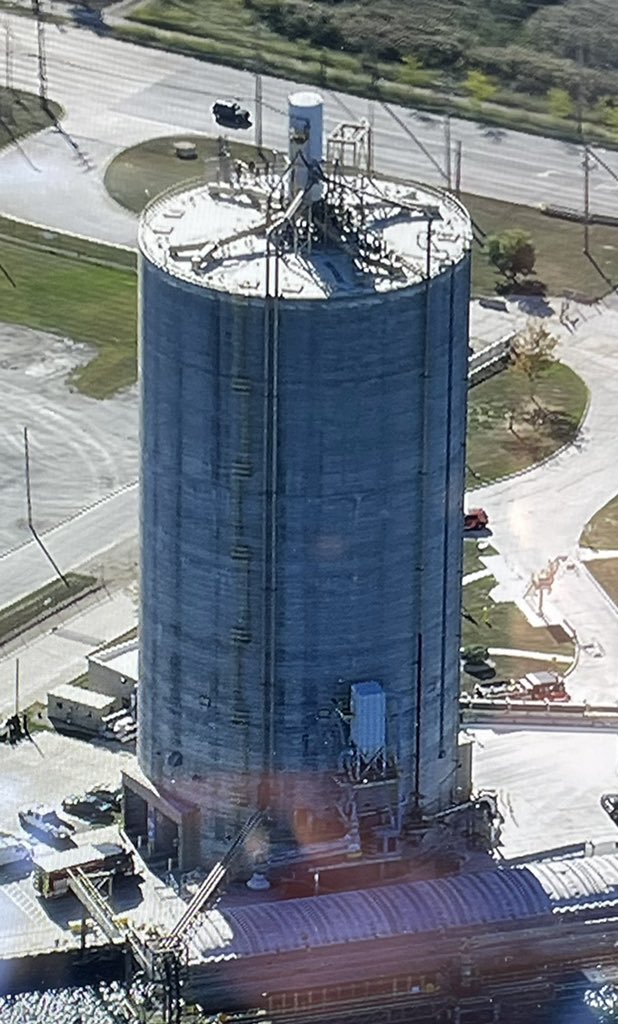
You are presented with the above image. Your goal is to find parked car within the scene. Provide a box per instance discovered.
[212,100,251,129]
[62,793,114,822]
[18,806,74,844]
[89,786,122,813]
[464,508,489,532]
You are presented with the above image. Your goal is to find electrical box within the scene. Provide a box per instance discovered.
[350,680,386,761]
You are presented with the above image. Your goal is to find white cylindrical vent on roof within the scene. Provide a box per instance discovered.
[288,90,323,201]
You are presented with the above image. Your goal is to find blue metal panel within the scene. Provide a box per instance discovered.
[196,867,552,958]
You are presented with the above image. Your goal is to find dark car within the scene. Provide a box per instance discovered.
[89,786,122,813]
[62,793,114,822]
[212,100,251,130]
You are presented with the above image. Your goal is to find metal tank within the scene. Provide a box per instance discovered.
[136,94,473,866]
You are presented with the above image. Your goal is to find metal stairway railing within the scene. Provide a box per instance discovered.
[164,810,263,946]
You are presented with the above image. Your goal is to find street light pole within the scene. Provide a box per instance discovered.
[31,0,48,108]
[583,144,591,257]
[454,139,462,197]
[255,71,263,151]
[444,112,452,190]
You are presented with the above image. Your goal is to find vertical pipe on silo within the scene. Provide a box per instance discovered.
[438,262,456,759]
[269,252,280,775]
[261,238,273,789]
[261,234,281,789]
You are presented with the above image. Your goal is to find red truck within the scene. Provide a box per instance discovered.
[464,508,489,531]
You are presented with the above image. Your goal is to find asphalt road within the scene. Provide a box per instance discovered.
[1,10,618,240]
[0,483,137,608]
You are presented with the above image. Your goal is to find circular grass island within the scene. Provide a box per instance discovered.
[104,135,275,214]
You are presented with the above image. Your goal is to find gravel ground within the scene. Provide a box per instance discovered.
[0,324,137,557]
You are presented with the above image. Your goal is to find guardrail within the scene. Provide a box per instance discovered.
[461,697,618,731]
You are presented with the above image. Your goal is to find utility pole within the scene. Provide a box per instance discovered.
[454,139,462,197]
[583,144,591,256]
[23,427,70,587]
[576,40,584,143]
[31,0,48,108]
[367,97,375,175]
[444,112,452,190]
[14,659,19,718]
[255,71,263,151]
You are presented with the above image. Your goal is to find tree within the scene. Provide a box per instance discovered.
[511,319,558,416]
[486,228,536,281]
[463,70,497,104]
[547,86,574,119]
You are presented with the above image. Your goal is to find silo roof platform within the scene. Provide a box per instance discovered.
[139,173,472,300]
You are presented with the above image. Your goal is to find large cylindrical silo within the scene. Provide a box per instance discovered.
[137,112,472,866]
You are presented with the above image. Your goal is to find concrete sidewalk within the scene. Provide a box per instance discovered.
[0,585,137,719]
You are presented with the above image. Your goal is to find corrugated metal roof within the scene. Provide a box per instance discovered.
[525,853,618,906]
[195,867,551,960]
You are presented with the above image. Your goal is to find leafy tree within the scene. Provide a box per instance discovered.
[596,96,618,133]
[547,86,574,118]
[464,70,497,103]
[511,320,558,415]
[486,229,536,281]
[397,55,432,87]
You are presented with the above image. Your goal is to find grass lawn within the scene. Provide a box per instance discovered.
[581,495,618,549]
[0,238,137,398]
[587,559,618,608]
[462,541,497,577]
[467,362,588,487]
[0,215,136,269]
[466,194,618,302]
[461,574,575,660]
[104,135,274,214]
[0,573,97,645]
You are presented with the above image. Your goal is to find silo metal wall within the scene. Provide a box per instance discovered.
[138,250,471,856]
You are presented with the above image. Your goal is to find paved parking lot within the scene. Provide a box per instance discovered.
[0,731,185,957]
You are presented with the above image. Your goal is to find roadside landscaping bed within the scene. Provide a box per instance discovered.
[467,362,588,487]
[0,215,135,270]
[0,573,98,646]
[581,494,618,550]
